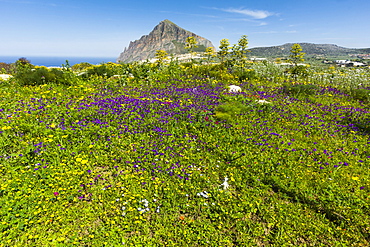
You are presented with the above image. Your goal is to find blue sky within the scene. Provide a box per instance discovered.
[1,0,369,57]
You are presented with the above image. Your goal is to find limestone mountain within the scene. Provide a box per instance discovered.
[117,20,215,63]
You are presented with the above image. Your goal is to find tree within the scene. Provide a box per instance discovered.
[233,35,250,67]
[184,36,198,53]
[287,44,307,79]
[217,39,230,65]
[16,57,31,66]
[288,44,305,66]
[204,47,216,64]
[185,36,198,62]
[154,50,168,67]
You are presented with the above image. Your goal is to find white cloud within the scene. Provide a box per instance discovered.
[222,8,274,19]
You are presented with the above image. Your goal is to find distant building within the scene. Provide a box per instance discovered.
[335,60,366,67]
[250,57,267,61]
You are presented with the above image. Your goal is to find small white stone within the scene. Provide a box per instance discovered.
[228,85,242,93]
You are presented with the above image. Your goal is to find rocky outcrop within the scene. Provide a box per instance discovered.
[117,20,215,63]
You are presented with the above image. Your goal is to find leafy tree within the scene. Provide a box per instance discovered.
[217,39,230,65]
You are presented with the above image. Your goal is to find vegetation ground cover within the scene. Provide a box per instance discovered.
[0,58,370,246]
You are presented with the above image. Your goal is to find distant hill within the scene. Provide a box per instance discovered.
[117,20,215,63]
[249,43,370,58]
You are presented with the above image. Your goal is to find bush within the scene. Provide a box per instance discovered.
[80,63,130,79]
[285,65,308,77]
[71,62,92,71]
[0,62,14,74]
[349,88,370,102]
[282,83,319,97]
[233,69,258,82]
[14,65,74,86]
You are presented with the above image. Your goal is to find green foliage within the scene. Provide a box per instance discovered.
[184,36,198,53]
[349,88,370,102]
[155,50,168,66]
[71,62,93,71]
[204,47,216,64]
[285,65,309,77]
[16,57,32,66]
[14,64,74,86]
[81,63,124,79]
[214,100,248,122]
[288,43,306,66]
[0,62,14,74]
[231,35,250,67]
[217,39,230,65]
[233,69,258,82]
[283,83,320,97]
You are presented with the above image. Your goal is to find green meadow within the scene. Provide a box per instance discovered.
[0,55,369,246]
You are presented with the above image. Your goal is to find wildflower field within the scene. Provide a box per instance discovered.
[0,60,370,246]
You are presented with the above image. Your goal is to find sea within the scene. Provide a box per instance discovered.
[0,56,117,67]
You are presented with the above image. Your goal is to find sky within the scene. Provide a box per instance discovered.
[1,0,369,58]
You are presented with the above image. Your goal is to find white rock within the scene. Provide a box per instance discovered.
[228,85,241,93]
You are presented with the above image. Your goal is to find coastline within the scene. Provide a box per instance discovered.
[0,56,117,67]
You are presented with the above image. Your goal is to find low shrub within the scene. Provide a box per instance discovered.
[14,65,74,86]
[349,88,370,102]
[282,83,320,97]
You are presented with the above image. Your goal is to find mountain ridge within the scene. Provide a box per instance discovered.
[249,43,370,57]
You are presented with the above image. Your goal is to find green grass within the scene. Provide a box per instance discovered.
[0,61,369,246]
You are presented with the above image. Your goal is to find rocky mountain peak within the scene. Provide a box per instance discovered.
[117,20,215,63]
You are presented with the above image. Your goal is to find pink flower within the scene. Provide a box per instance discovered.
[53,192,59,196]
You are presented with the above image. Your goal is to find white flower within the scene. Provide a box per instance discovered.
[256,99,271,104]
[197,191,209,198]
[221,177,229,190]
